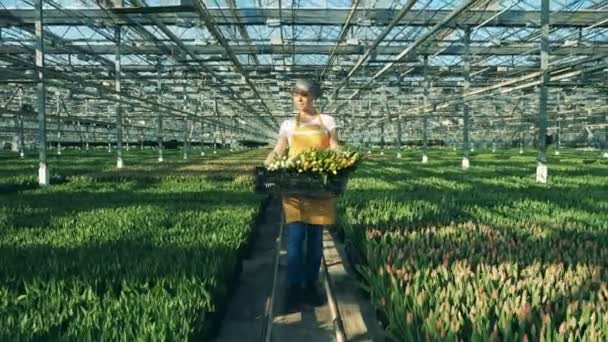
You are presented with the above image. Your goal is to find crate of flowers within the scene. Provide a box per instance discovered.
[255,148,361,197]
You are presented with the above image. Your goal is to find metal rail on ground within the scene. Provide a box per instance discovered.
[260,199,346,342]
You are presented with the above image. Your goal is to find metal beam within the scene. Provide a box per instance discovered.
[326,0,417,103]
[6,43,608,57]
[329,0,480,114]
[2,54,268,139]
[192,0,278,129]
[3,9,608,28]
[225,0,260,66]
[321,0,361,79]
[118,1,273,133]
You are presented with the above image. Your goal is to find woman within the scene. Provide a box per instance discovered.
[266,79,339,313]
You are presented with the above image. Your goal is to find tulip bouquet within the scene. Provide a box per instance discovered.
[260,148,362,196]
[265,148,361,175]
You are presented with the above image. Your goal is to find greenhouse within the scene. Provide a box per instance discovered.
[1,0,607,340]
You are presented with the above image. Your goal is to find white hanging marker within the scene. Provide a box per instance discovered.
[57,150,61,155]
[183,154,188,160]
[38,162,49,186]
[201,152,205,156]
[519,149,524,154]
[396,153,402,159]
[367,150,371,154]
[213,150,217,154]
[20,152,24,158]
[603,152,608,158]
[422,154,428,163]
[117,157,124,169]
[554,150,560,156]
[380,151,384,156]
[536,161,548,184]
[462,157,470,170]
[158,157,163,162]
[492,148,496,153]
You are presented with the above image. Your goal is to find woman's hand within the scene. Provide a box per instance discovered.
[266,135,288,166]
[264,151,278,167]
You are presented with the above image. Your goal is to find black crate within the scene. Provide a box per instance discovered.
[255,167,350,197]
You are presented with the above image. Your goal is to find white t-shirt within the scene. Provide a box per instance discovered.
[279,114,337,146]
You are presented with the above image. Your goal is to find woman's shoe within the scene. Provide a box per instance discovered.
[283,285,301,314]
[303,282,326,307]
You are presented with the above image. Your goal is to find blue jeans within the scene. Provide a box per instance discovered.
[286,222,324,287]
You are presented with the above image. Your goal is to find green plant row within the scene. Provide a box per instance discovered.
[337,149,608,341]
[0,151,264,340]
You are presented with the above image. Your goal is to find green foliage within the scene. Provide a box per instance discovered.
[339,148,608,341]
[0,149,264,340]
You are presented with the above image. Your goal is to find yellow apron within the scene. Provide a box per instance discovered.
[282,116,336,225]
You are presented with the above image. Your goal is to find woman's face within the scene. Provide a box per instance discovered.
[293,89,314,112]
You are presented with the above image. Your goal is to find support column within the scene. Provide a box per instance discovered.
[183,120,190,159]
[536,0,549,183]
[554,93,561,156]
[140,129,144,150]
[520,97,525,154]
[182,85,189,160]
[379,122,385,155]
[396,119,402,158]
[92,123,97,149]
[603,126,608,158]
[77,122,83,150]
[220,127,226,149]
[125,128,130,151]
[232,116,239,151]
[555,119,561,156]
[462,27,471,170]
[199,95,206,156]
[35,0,48,185]
[214,98,219,154]
[421,55,429,164]
[56,94,62,155]
[84,100,90,151]
[491,106,497,153]
[18,90,25,158]
[85,124,90,151]
[200,123,206,156]
[156,62,164,162]
[115,26,124,169]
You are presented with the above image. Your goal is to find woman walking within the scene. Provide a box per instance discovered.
[266,79,339,313]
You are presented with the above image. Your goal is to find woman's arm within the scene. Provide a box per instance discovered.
[329,129,340,151]
[265,135,288,164]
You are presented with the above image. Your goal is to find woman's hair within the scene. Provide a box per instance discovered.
[294,79,321,127]
[295,79,322,99]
